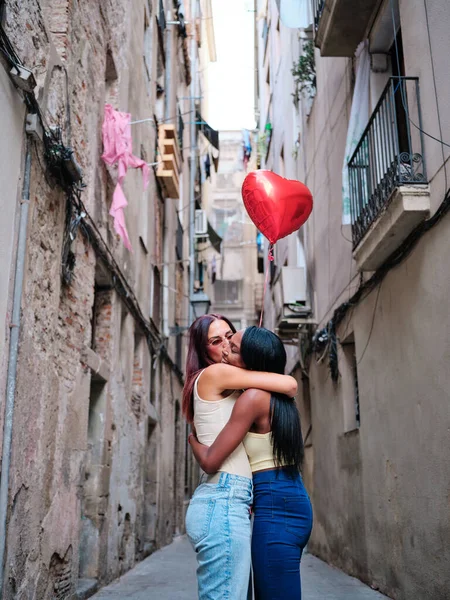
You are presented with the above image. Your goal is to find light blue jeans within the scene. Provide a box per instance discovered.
[186,472,253,600]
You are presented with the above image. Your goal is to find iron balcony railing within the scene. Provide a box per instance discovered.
[312,0,325,31]
[348,77,427,247]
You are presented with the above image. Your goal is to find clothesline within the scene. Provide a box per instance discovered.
[130,108,194,126]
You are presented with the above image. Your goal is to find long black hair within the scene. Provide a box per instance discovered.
[240,326,304,475]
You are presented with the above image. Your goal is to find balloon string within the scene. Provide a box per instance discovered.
[259,243,274,328]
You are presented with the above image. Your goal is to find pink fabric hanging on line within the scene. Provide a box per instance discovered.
[101,103,149,251]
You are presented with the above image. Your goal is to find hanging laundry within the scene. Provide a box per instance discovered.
[101,103,149,250]
[204,153,211,179]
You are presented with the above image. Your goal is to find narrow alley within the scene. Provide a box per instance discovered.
[90,536,390,600]
[1,0,450,598]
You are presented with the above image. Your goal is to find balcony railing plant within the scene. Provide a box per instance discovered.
[348,77,427,247]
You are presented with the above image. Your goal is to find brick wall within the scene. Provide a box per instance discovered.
[0,0,193,597]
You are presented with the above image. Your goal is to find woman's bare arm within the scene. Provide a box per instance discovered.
[189,389,269,473]
[197,363,297,400]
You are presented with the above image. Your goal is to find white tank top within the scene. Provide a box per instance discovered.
[193,372,252,479]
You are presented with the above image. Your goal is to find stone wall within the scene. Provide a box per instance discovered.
[0,0,195,597]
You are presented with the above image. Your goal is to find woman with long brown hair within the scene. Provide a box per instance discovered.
[183,314,297,600]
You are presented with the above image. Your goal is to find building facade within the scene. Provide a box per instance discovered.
[0,0,213,597]
[202,130,263,329]
[256,1,450,599]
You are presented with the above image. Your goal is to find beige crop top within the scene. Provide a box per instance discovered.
[243,432,286,473]
[193,372,252,479]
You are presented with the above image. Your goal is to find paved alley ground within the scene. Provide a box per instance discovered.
[91,535,391,599]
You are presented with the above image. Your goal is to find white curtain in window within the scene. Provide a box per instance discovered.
[276,0,312,29]
[342,40,370,225]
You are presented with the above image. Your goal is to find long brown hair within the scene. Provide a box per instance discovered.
[182,313,236,423]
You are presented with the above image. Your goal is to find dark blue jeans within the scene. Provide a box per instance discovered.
[251,469,313,599]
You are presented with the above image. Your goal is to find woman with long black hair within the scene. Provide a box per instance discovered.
[189,326,313,600]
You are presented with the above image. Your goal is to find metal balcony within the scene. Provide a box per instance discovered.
[348,77,428,250]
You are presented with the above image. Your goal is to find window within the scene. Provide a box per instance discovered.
[257,232,264,274]
[279,146,285,178]
[143,6,153,82]
[213,206,238,239]
[265,66,271,118]
[176,215,183,261]
[258,256,264,274]
[262,20,270,64]
[119,305,130,374]
[296,237,306,268]
[175,322,183,371]
[132,333,145,420]
[341,335,360,431]
[139,145,149,253]
[275,18,281,72]
[214,280,242,305]
[105,46,118,106]
[151,267,161,328]
[155,11,166,106]
[389,30,409,154]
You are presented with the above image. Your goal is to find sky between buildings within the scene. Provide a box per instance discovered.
[207,0,256,131]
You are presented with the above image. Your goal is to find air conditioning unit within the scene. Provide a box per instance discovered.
[276,267,311,332]
[195,209,208,236]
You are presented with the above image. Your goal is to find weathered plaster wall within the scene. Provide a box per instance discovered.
[301,1,450,599]
[257,0,450,598]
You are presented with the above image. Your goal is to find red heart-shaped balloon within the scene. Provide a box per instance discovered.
[242,170,313,244]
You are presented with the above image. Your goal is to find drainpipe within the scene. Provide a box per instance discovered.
[0,138,32,596]
[188,0,197,325]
